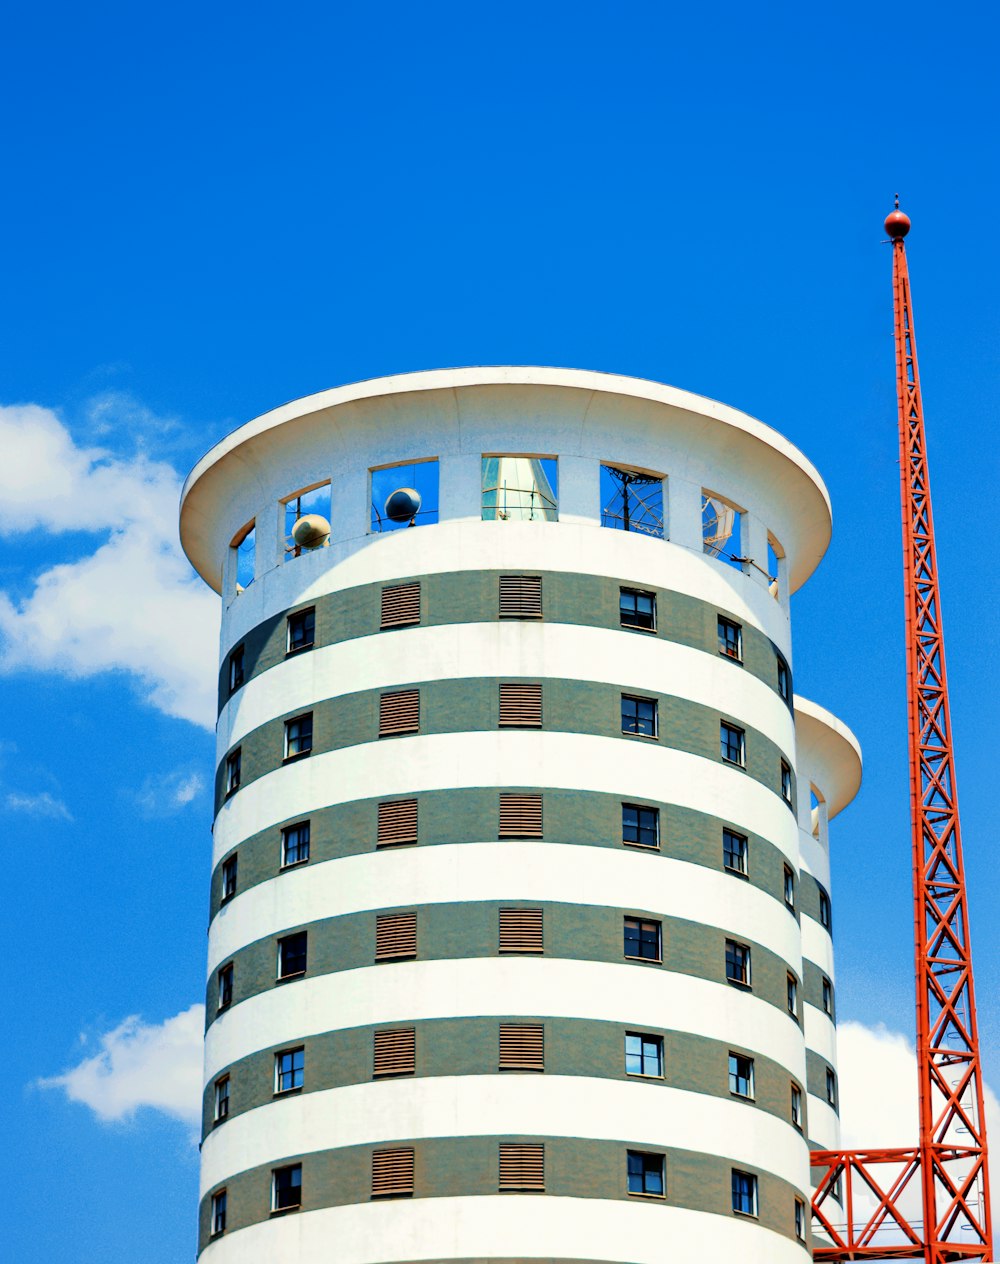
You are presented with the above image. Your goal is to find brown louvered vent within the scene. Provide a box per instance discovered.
[378,798,418,847]
[381,583,421,629]
[499,1143,545,1190]
[375,911,418,960]
[499,1024,544,1070]
[373,1028,416,1077]
[371,1147,414,1198]
[499,574,543,619]
[379,689,420,736]
[499,908,544,954]
[499,793,543,838]
[499,683,543,727]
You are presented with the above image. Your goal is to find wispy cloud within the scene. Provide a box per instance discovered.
[131,768,205,818]
[36,1004,204,1129]
[5,790,73,820]
[0,402,218,728]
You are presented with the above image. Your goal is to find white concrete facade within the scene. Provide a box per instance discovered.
[182,368,861,1262]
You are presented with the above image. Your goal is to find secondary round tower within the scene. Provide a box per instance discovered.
[180,366,861,1264]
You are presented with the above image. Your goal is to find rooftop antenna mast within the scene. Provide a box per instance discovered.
[810,205,993,1261]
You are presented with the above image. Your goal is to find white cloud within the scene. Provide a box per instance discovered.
[836,1020,999,1238]
[0,403,218,728]
[131,768,205,817]
[37,1004,205,1128]
[4,790,73,820]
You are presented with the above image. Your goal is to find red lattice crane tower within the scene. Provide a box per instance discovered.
[809,207,993,1261]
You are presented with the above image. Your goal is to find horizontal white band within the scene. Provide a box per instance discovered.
[203,956,807,1084]
[217,620,795,754]
[800,917,834,981]
[803,1003,837,1063]
[221,520,793,662]
[200,1072,810,1196]
[199,1192,808,1264]
[206,841,802,979]
[806,1096,840,1150]
[213,730,798,867]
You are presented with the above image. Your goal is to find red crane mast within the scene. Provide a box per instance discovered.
[809,208,993,1261]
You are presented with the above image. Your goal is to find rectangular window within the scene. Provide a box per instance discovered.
[728,1053,755,1099]
[286,607,316,655]
[217,963,233,1011]
[275,1047,305,1093]
[211,1189,227,1236]
[499,907,544,954]
[370,460,439,532]
[381,582,421,629]
[627,1150,665,1198]
[625,1032,664,1078]
[379,688,420,736]
[221,854,238,903]
[784,865,795,909]
[624,917,662,963]
[622,803,659,850]
[781,760,792,803]
[281,821,310,867]
[214,1075,230,1122]
[622,694,657,738]
[373,1028,416,1078]
[725,939,751,987]
[795,1197,807,1241]
[482,454,558,522]
[791,1083,803,1129]
[826,1067,837,1106]
[282,482,331,558]
[498,1143,545,1191]
[277,932,307,980]
[720,722,745,766]
[702,491,742,569]
[600,464,665,538]
[819,890,832,930]
[823,977,833,1015]
[284,712,313,760]
[718,616,743,661]
[272,1163,302,1211]
[499,574,542,618]
[498,792,543,838]
[375,911,417,960]
[499,1023,544,1071]
[233,521,255,591]
[498,683,543,727]
[787,973,798,1017]
[228,645,245,693]
[371,1147,415,1198]
[619,587,656,631]
[225,749,241,796]
[731,1168,758,1217]
[723,828,748,875]
[777,657,790,701]
[377,799,418,847]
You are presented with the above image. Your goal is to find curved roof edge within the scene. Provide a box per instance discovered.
[793,694,863,819]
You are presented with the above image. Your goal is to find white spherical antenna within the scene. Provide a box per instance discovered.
[384,487,422,525]
[291,513,331,549]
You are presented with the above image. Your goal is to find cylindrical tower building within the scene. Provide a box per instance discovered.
[180,367,862,1264]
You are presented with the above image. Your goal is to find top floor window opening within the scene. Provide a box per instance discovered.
[702,490,743,572]
[371,460,440,533]
[767,534,784,601]
[231,520,255,592]
[282,482,331,560]
[600,464,664,539]
[482,455,557,522]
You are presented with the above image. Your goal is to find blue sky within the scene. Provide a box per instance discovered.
[2,3,998,1260]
